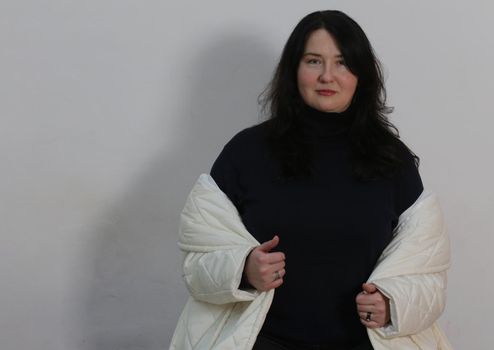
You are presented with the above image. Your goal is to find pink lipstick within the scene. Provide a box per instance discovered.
[316,89,336,96]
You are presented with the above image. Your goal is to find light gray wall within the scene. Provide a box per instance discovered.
[1,1,492,349]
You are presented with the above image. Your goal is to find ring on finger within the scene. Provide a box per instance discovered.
[273,270,281,281]
[365,311,372,322]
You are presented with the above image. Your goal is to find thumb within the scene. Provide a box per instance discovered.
[258,235,279,252]
[362,283,377,294]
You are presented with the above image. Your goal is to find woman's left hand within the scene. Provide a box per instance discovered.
[355,283,390,328]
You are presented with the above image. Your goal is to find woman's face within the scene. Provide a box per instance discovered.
[297,29,358,113]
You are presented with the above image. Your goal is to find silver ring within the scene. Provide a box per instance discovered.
[274,271,281,281]
[365,312,372,322]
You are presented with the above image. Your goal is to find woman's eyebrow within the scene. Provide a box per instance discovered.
[302,52,343,58]
[302,52,322,57]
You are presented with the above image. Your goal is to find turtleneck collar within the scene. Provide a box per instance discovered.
[299,104,354,140]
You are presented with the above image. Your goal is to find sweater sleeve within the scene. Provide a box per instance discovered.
[210,132,259,290]
[394,147,424,216]
[210,137,244,213]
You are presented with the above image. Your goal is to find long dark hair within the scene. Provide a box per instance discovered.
[260,10,418,181]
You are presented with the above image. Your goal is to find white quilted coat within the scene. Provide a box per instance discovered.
[169,174,452,350]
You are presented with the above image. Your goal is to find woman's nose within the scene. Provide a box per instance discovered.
[318,64,334,83]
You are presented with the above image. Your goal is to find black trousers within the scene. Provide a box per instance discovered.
[253,333,374,350]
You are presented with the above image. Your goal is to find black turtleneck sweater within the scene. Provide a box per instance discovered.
[210,106,423,347]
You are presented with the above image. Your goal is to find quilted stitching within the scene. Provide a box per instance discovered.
[170,176,451,350]
[367,191,452,349]
[170,175,272,350]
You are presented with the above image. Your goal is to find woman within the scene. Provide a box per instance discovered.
[170,10,451,350]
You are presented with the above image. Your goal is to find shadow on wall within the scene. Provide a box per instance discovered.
[78,32,275,349]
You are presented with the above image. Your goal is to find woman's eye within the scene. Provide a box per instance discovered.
[306,58,321,65]
[336,59,347,67]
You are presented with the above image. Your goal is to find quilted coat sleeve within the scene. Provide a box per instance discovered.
[367,191,450,339]
[372,271,447,337]
[182,247,259,305]
[179,174,261,305]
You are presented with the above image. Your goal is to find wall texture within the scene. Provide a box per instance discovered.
[1,1,492,349]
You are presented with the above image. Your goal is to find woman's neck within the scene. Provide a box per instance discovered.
[299,104,354,139]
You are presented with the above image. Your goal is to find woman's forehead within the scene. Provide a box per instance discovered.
[303,29,341,56]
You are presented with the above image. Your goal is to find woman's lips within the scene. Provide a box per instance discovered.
[316,89,336,96]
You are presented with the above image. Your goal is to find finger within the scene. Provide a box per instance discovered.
[357,299,386,312]
[260,265,285,284]
[357,289,384,303]
[257,273,284,292]
[358,310,383,324]
[272,268,286,281]
[258,259,283,275]
[358,311,383,320]
[356,294,377,305]
[258,235,279,252]
[356,304,376,313]
[266,275,284,290]
[268,269,283,283]
[269,261,286,273]
[362,283,377,294]
[265,251,286,264]
[360,318,383,329]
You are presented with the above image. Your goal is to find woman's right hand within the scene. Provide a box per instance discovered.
[244,235,286,292]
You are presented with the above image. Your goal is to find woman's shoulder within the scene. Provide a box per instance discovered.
[395,139,420,171]
[221,120,270,152]
[210,121,270,206]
